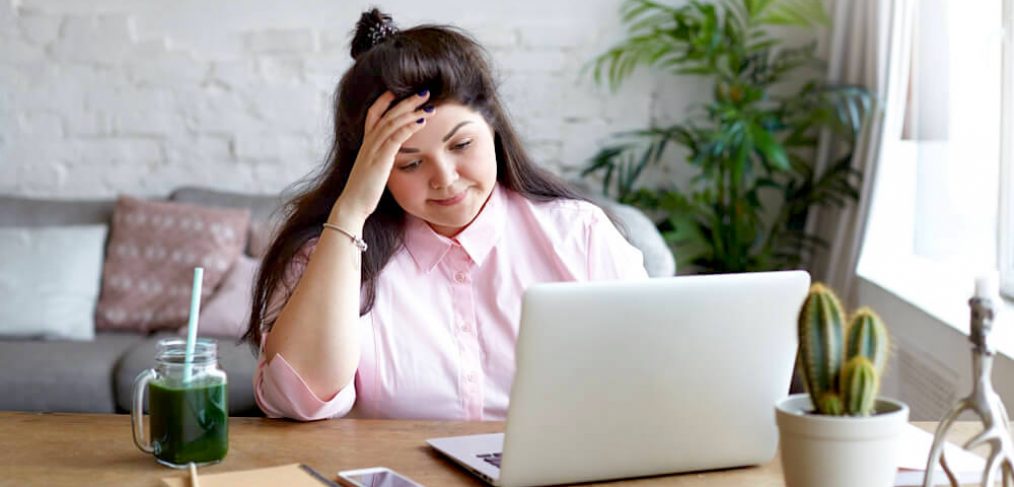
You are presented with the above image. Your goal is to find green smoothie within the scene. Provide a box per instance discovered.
[149,379,228,466]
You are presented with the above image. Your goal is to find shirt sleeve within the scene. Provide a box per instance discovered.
[585,206,650,280]
[252,238,358,421]
[254,332,357,421]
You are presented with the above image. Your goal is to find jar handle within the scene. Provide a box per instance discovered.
[131,368,156,453]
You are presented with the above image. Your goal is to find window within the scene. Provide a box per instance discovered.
[1001,0,1014,298]
[857,0,1012,342]
[906,0,1002,288]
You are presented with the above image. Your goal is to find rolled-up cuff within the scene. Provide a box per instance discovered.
[254,352,356,421]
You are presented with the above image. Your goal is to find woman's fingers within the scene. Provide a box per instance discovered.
[364,91,396,133]
[373,105,435,148]
[374,112,432,166]
[362,105,436,166]
[365,89,431,135]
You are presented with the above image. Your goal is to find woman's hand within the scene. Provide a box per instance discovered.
[332,90,434,225]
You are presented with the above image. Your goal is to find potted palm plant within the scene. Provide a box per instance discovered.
[776,283,909,487]
[585,0,872,273]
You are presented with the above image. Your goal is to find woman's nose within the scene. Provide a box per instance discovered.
[429,157,459,190]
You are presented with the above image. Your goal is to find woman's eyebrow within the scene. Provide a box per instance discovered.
[398,121,474,153]
[442,121,472,142]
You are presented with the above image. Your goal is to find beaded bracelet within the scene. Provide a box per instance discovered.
[322,223,368,252]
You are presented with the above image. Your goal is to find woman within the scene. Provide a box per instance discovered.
[245,8,647,421]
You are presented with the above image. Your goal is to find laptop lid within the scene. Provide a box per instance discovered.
[497,270,809,487]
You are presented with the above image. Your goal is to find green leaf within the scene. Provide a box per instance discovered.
[749,122,790,171]
[743,0,777,19]
[746,38,778,52]
[757,0,830,27]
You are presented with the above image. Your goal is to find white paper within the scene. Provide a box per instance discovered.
[894,423,987,486]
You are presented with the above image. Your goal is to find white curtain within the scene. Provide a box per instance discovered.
[806,0,915,307]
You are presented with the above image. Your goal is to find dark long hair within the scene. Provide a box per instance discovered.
[244,9,588,349]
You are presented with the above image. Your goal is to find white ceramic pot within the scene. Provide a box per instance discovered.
[776,393,910,487]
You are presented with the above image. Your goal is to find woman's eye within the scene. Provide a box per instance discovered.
[399,160,421,172]
[452,140,472,151]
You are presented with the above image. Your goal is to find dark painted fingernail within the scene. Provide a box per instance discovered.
[417,89,429,97]
[423,104,434,113]
[417,118,424,124]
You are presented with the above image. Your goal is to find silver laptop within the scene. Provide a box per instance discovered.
[427,270,810,487]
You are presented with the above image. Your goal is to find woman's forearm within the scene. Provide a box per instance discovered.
[262,209,365,400]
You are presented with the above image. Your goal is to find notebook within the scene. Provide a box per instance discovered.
[161,463,339,487]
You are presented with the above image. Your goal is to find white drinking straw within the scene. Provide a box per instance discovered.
[182,267,204,384]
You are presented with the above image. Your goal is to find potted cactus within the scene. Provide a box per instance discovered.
[775,283,910,487]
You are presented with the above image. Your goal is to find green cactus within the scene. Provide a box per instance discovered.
[797,283,846,415]
[797,283,889,416]
[839,355,880,415]
[846,307,890,375]
[818,391,844,416]
[842,356,878,416]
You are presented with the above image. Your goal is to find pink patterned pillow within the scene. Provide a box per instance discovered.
[177,254,260,338]
[95,196,250,332]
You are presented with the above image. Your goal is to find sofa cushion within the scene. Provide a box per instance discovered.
[170,187,284,258]
[0,225,108,341]
[95,196,250,333]
[0,332,143,412]
[596,201,675,277]
[115,333,261,416]
[176,254,259,339]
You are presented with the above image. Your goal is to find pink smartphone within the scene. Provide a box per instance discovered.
[336,467,425,487]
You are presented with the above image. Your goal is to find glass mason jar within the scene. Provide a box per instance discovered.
[131,338,229,468]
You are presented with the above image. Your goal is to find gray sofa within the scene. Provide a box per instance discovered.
[0,186,674,416]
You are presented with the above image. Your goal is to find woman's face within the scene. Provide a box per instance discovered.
[387,102,498,237]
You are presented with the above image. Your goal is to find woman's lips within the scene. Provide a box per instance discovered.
[429,191,467,206]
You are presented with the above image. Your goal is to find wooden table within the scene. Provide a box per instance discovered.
[0,412,979,486]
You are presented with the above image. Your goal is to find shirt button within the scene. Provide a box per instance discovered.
[459,321,470,332]
[466,373,476,383]
[454,272,468,283]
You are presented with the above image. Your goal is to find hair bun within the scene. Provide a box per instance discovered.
[351,8,399,60]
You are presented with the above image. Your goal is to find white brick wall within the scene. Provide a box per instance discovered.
[0,0,690,198]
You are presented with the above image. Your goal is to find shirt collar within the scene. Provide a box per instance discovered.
[404,183,507,273]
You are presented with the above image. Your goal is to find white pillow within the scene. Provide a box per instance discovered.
[0,225,108,341]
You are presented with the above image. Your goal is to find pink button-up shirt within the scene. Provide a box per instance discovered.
[254,185,648,421]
